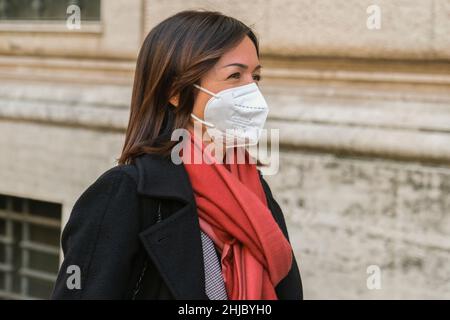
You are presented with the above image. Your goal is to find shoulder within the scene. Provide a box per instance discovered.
[54,165,145,299]
[94,163,139,188]
[257,169,275,200]
[73,162,141,206]
[64,164,141,236]
[256,169,267,201]
[257,170,292,241]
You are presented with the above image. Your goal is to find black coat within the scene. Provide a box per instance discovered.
[51,152,303,300]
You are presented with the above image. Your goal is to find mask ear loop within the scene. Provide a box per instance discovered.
[193,84,220,99]
[190,113,215,128]
[191,84,218,128]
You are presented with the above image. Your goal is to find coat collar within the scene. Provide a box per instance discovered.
[135,153,195,204]
[133,152,209,300]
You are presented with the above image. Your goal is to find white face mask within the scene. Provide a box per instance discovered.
[190,82,269,148]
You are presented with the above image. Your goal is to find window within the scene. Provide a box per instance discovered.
[0,0,101,21]
[0,194,62,300]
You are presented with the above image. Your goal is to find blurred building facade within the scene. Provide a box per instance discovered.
[0,0,449,299]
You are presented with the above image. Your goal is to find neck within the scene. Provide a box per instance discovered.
[186,120,227,163]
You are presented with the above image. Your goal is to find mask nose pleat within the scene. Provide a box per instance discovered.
[231,84,256,99]
[191,82,268,147]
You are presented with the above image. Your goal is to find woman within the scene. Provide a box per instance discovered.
[51,10,302,300]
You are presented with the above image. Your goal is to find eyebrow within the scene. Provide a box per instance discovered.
[222,63,262,71]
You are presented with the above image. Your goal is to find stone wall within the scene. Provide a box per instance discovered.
[268,151,450,299]
[0,0,449,299]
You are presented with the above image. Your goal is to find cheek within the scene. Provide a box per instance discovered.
[192,94,210,118]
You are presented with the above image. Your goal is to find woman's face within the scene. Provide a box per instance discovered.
[186,35,262,134]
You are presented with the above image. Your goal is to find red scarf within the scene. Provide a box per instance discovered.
[181,131,293,300]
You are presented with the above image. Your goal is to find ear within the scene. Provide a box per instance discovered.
[169,93,179,107]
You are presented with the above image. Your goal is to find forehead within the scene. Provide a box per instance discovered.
[216,36,259,68]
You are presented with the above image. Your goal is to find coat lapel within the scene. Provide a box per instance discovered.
[133,153,208,300]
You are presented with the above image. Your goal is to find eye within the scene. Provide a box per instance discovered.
[227,72,240,80]
[253,74,262,81]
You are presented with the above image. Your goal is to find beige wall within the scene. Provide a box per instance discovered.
[145,0,450,60]
[0,0,143,59]
[1,0,449,299]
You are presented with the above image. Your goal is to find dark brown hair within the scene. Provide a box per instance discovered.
[117,10,259,165]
